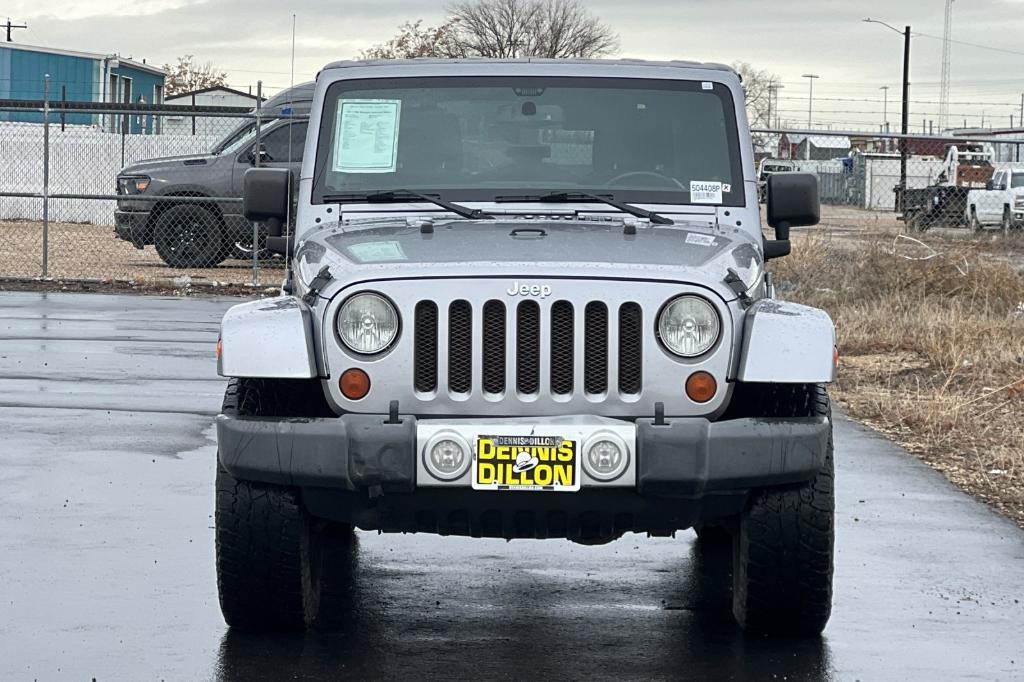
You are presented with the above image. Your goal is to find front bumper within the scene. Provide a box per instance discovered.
[114,208,151,247]
[217,412,829,497]
[217,413,829,537]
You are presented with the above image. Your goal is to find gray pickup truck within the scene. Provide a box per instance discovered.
[113,83,313,267]
[214,58,837,636]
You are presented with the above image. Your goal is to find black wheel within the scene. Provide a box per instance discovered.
[730,383,834,637]
[153,204,227,268]
[216,378,353,632]
[969,207,983,233]
[903,210,921,233]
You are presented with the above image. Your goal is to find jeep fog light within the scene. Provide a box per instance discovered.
[583,432,629,481]
[658,295,720,357]
[423,431,471,481]
[337,292,399,354]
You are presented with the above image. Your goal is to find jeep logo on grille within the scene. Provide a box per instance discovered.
[506,281,552,298]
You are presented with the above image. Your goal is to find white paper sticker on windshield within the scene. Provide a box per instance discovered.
[347,240,407,263]
[685,233,716,246]
[333,99,401,173]
[690,180,723,204]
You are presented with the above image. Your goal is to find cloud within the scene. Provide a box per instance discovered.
[7,0,1024,126]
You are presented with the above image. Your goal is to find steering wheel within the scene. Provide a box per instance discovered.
[605,171,686,190]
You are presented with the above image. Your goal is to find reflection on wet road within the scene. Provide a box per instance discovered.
[0,292,1021,680]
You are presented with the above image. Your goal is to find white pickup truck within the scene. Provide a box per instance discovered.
[966,167,1024,231]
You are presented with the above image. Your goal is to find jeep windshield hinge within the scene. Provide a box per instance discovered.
[724,267,752,306]
[302,265,333,306]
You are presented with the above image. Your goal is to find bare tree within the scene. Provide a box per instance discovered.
[362,0,618,60]
[449,0,618,58]
[733,62,781,155]
[161,55,228,97]
[360,20,464,59]
[733,61,780,129]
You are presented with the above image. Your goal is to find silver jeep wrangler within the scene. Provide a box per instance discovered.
[214,58,836,636]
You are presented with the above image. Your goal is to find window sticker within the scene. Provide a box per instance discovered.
[690,180,723,204]
[722,183,732,193]
[347,240,407,262]
[701,81,713,90]
[685,233,716,246]
[333,99,402,173]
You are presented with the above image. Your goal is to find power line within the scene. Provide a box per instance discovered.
[912,29,1024,58]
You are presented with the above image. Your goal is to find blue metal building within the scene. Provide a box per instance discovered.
[0,43,166,132]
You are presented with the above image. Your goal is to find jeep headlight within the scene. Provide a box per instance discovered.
[336,293,399,354]
[658,295,720,358]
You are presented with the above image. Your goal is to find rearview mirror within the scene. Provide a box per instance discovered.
[243,167,291,255]
[765,173,820,259]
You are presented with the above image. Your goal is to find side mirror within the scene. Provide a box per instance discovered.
[246,144,270,165]
[765,172,820,259]
[985,180,994,191]
[243,167,292,255]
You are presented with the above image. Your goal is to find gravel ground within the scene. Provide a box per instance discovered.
[0,219,283,285]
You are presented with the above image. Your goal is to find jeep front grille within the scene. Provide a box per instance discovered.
[323,278,733,417]
[414,298,643,400]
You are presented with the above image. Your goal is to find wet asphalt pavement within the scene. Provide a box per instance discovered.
[0,291,1022,681]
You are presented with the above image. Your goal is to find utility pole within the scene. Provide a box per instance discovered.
[771,83,784,128]
[938,0,954,132]
[880,85,889,132]
[5,18,27,41]
[900,25,911,211]
[764,81,785,129]
[802,73,819,160]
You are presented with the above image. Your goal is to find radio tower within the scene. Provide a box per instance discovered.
[938,0,954,132]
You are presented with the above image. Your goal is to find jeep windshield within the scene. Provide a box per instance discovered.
[311,76,744,207]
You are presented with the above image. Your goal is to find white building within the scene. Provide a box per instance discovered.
[162,86,260,138]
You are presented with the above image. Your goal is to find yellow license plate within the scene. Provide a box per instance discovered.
[472,435,580,492]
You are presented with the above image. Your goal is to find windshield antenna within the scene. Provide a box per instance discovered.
[284,13,297,291]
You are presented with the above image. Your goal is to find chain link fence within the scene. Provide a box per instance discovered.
[2,94,1023,291]
[0,92,304,287]
[751,128,1024,237]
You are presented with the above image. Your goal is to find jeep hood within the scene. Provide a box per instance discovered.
[296,219,764,302]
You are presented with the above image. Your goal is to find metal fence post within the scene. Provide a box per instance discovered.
[253,80,262,285]
[42,74,50,278]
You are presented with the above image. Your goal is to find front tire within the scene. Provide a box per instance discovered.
[153,204,227,268]
[730,384,835,636]
[216,378,353,631]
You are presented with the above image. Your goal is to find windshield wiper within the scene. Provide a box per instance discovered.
[322,190,494,220]
[494,191,674,225]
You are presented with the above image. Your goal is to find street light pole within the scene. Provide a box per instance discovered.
[864,19,911,210]
[900,25,911,210]
[880,85,889,132]
[802,74,819,160]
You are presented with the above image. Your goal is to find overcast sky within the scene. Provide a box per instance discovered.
[8,0,1024,131]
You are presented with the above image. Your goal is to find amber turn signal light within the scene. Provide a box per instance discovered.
[340,368,371,400]
[685,371,717,403]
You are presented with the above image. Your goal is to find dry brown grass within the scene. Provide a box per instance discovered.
[775,228,1024,525]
